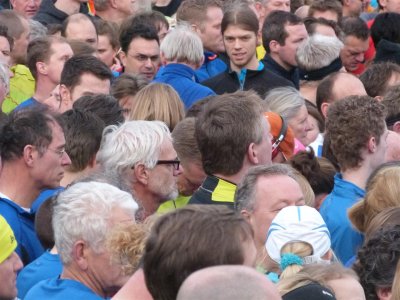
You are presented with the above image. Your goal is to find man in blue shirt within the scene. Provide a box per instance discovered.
[153,25,215,109]
[176,0,227,82]
[0,108,72,265]
[320,95,388,263]
[24,181,139,299]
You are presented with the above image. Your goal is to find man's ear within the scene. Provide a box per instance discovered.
[376,287,392,300]
[241,209,251,222]
[73,240,89,271]
[160,51,168,66]
[367,135,377,153]
[36,61,48,76]
[23,145,36,167]
[119,50,127,67]
[133,163,150,185]
[321,102,330,119]
[392,121,400,134]
[59,84,73,112]
[269,40,280,54]
[247,142,260,165]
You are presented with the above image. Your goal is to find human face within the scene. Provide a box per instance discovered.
[65,19,98,47]
[275,24,308,70]
[303,114,320,146]
[87,207,134,298]
[32,122,72,189]
[223,25,259,72]
[373,126,389,168]
[254,116,273,165]
[0,252,23,300]
[381,0,400,12]
[288,104,312,146]
[0,36,11,67]
[177,161,206,196]
[10,0,41,18]
[242,238,257,267]
[197,6,225,54]
[384,131,400,162]
[120,37,160,80]
[311,10,340,22]
[157,24,169,43]
[327,277,366,300]
[116,0,137,17]
[118,95,137,120]
[245,175,305,250]
[12,17,30,65]
[260,0,290,19]
[147,139,182,203]
[45,42,73,85]
[340,35,369,72]
[98,35,116,68]
[346,0,364,16]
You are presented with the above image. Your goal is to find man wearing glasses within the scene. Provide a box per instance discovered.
[96,120,181,221]
[119,21,160,81]
[0,108,72,265]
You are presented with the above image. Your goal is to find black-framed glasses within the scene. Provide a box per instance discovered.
[156,160,180,170]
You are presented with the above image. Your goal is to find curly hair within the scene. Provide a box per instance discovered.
[325,95,387,171]
[353,225,400,300]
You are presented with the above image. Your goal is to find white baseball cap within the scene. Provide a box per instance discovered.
[265,206,331,264]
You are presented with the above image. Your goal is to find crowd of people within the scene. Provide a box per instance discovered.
[0,0,400,299]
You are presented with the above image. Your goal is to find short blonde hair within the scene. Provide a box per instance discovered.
[128,83,185,131]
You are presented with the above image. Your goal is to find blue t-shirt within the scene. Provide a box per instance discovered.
[17,251,62,298]
[14,97,40,111]
[31,187,64,213]
[319,174,365,263]
[0,197,44,265]
[25,278,108,300]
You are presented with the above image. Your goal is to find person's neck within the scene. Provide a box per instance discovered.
[54,0,81,15]
[341,165,371,190]
[269,53,293,71]
[34,78,57,102]
[230,56,259,73]
[62,265,106,298]
[0,162,40,208]
[60,170,84,187]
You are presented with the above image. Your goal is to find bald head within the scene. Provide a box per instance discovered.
[177,265,282,300]
[317,72,367,118]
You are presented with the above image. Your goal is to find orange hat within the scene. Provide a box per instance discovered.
[264,112,295,159]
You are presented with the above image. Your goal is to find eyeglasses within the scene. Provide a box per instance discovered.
[48,147,67,158]
[156,160,180,171]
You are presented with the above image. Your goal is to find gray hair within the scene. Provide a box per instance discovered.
[296,34,343,71]
[264,86,305,121]
[28,19,47,42]
[96,120,171,175]
[235,164,300,212]
[53,181,138,265]
[160,25,204,66]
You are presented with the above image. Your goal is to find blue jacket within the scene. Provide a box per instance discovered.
[195,51,227,82]
[153,63,215,109]
[0,197,44,265]
[319,174,365,263]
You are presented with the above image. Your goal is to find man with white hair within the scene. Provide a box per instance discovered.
[24,181,138,299]
[96,120,181,221]
[154,26,215,109]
